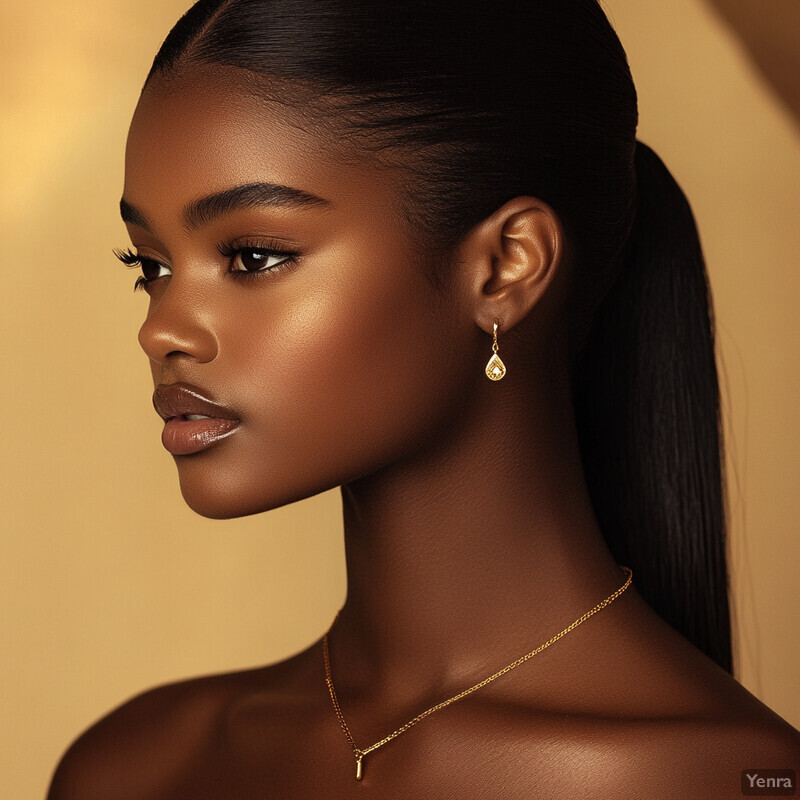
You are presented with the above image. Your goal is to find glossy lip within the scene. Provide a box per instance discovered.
[153,382,239,422]
[152,382,241,456]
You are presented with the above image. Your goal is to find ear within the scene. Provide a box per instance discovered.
[458,196,565,335]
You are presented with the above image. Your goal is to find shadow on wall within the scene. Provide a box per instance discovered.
[704,0,800,127]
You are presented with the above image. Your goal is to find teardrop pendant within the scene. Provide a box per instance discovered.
[485,353,506,381]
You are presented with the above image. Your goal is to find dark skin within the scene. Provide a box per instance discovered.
[49,67,799,799]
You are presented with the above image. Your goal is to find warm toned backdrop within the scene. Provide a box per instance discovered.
[2,1,798,797]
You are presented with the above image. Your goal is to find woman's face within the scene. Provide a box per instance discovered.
[122,69,478,518]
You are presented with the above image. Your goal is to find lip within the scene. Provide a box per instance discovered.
[152,382,241,456]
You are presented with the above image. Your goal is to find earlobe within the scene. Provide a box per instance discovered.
[463,196,564,336]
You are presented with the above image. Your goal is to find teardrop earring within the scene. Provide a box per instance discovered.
[485,320,506,381]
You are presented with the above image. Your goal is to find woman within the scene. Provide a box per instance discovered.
[48,0,800,797]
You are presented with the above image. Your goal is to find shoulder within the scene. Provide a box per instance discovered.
[609,597,800,794]
[630,705,800,800]
[45,666,271,800]
[595,620,800,799]
[675,688,800,767]
[551,681,799,800]
[498,589,800,798]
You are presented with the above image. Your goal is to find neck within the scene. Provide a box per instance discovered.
[327,361,628,718]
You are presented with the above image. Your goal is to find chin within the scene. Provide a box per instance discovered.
[179,484,280,520]
[173,468,253,518]
[183,496,251,520]
[176,471,332,520]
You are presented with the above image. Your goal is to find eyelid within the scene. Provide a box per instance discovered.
[214,235,300,258]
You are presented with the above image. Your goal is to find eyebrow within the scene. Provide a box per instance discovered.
[119,182,332,233]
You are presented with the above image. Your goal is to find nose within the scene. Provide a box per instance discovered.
[137,277,218,366]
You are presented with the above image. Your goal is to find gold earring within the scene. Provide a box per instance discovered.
[485,320,506,381]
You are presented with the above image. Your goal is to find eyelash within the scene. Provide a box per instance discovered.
[113,238,301,293]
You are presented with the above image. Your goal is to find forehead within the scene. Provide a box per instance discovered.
[124,68,397,225]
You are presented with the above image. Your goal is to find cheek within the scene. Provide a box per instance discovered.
[202,245,467,513]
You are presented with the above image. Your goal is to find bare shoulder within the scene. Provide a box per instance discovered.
[506,589,800,799]
[651,617,800,763]
[558,708,800,800]
[46,672,241,800]
[45,648,311,800]
[623,699,800,800]
[677,678,800,776]
[594,595,800,798]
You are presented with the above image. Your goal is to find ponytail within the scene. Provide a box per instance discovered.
[573,140,733,673]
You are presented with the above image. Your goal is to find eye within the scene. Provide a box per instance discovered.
[113,248,172,292]
[230,248,293,273]
[140,258,171,282]
[216,238,300,278]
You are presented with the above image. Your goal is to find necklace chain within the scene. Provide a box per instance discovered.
[322,565,633,781]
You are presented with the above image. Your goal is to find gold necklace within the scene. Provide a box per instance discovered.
[323,565,633,781]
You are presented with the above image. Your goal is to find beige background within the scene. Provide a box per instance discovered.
[1,1,798,797]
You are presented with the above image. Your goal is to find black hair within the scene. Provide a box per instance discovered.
[144,0,732,673]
